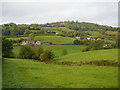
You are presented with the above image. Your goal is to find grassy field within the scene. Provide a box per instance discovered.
[6,37,27,40]
[57,49,118,62]
[85,31,102,37]
[7,36,75,44]
[3,58,118,88]
[13,45,86,57]
[34,36,75,44]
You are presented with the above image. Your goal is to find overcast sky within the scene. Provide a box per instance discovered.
[1,0,119,27]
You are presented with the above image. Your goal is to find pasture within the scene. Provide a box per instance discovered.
[7,36,76,44]
[34,36,75,44]
[2,58,118,88]
[57,49,118,62]
[13,45,86,57]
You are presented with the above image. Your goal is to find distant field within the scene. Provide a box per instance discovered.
[34,36,75,44]
[6,36,75,44]
[57,49,118,62]
[3,58,118,88]
[52,27,74,32]
[13,45,86,57]
[6,37,27,40]
[85,31,102,37]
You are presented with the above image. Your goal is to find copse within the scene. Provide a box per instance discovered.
[73,40,80,45]
[19,46,34,59]
[19,46,55,61]
[40,50,55,61]
[2,38,13,57]
[32,46,44,60]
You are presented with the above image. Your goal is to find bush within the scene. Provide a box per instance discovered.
[82,41,104,52]
[2,38,13,57]
[62,49,68,56]
[19,46,34,59]
[40,50,55,61]
[73,40,80,45]
[32,46,44,60]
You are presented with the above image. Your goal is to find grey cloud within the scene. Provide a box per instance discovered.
[1,1,118,27]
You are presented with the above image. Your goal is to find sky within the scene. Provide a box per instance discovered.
[1,0,119,27]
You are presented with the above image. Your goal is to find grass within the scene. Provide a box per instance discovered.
[3,58,118,88]
[85,31,102,37]
[13,45,86,57]
[6,37,27,40]
[7,35,75,44]
[34,36,75,44]
[57,49,118,62]
[52,27,74,32]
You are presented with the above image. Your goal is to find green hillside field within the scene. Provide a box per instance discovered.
[3,58,118,88]
[57,49,118,62]
[13,45,86,57]
[7,36,76,44]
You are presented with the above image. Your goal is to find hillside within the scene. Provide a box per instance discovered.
[3,58,118,88]
[57,49,118,62]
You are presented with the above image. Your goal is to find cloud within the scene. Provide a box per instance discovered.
[1,1,118,27]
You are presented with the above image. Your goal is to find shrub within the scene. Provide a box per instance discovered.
[73,40,80,45]
[82,41,104,52]
[32,46,44,60]
[62,49,68,56]
[19,46,34,59]
[40,50,55,61]
[2,38,13,57]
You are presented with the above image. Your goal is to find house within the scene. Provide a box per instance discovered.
[21,40,28,45]
[56,33,59,35]
[97,38,101,40]
[76,36,80,39]
[103,44,112,47]
[35,41,41,45]
[86,37,91,40]
[21,40,35,45]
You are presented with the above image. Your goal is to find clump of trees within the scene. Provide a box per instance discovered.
[82,41,104,52]
[40,50,55,61]
[2,38,13,57]
[19,46,55,61]
[19,46,34,59]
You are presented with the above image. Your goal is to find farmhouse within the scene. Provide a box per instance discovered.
[21,40,41,45]
[34,41,41,45]
[86,37,102,41]
[103,44,112,47]
[21,40,35,45]
[86,37,91,40]
[76,36,80,39]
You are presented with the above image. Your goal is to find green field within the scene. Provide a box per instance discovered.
[7,36,76,44]
[13,45,86,57]
[7,37,27,40]
[3,58,118,88]
[34,36,75,44]
[13,46,118,62]
[57,49,118,62]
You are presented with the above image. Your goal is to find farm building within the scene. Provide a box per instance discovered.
[21,40,35,45]
[21,40,41,45]
[76,36,80,39]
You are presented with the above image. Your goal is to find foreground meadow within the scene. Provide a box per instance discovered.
[3,58,118,88]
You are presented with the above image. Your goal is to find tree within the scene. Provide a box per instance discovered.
[73,40,80,45]
[19,46,33,59]
[32,46,44,60]
[24,29,31,36]
[40,50,55,61]
[2,38,13,57]
[62,49,68,56]
[28,33,35,40]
